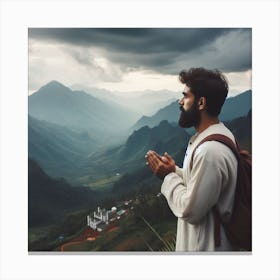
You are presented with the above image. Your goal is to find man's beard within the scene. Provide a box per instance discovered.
[178,101,201,128]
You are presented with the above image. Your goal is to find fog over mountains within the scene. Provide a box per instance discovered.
[70,84,178,116]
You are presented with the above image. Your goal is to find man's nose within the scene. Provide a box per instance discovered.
[178,97,184,105]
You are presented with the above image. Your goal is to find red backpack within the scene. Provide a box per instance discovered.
[190,134,252,251]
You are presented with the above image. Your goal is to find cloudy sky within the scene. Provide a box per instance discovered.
[28,28,252,97]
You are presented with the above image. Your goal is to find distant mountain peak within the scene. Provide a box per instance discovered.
[46,80,66,87]
[38,80,70,93]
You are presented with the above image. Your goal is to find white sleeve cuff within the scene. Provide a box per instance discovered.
[175,166,183,178]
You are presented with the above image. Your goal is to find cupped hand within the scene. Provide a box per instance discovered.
[145,150,176,180]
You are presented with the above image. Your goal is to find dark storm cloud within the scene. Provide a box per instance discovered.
[29,28,251,74]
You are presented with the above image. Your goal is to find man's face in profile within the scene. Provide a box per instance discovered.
[178,86,201,128]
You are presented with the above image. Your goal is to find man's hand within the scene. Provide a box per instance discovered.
[145,150,176,180]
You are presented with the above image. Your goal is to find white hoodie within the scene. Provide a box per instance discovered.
[161,123,238,251]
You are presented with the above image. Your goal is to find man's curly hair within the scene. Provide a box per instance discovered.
[179,67,229,116]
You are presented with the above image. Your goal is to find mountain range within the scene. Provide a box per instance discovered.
[131,90,252,131]
[28,81,252,184]
[28,81,140,144]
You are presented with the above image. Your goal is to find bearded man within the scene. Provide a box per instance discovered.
[146,67,238,251]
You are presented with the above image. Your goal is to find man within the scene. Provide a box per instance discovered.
[145,67,238,251]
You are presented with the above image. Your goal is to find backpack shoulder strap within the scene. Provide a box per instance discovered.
[190,133,240,170]
[189,133,241,248]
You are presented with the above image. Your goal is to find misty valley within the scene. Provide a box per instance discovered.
[28,81,252,252]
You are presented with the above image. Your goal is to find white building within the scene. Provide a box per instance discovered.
[87,206,118,231]
[87,216,102,230]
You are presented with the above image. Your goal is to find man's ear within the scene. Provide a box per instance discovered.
[198,97,207,110]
